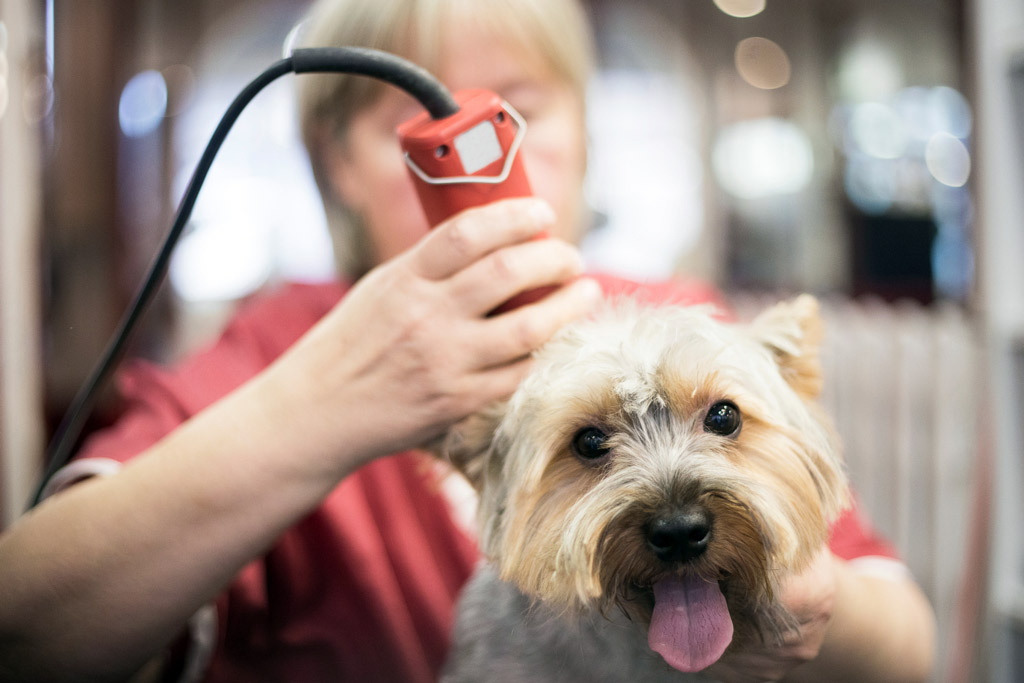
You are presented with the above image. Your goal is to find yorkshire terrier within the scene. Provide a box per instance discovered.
[438,295,850,681]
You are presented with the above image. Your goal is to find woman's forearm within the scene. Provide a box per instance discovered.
[786,556,936,683]
[0,372,352,681]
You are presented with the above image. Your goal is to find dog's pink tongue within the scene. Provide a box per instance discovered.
[649,575,733,672]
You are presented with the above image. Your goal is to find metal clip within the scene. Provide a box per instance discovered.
[402,101,527,186]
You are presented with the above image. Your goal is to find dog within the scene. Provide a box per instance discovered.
[438,295,850,681]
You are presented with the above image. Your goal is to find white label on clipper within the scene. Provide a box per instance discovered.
[454,120,503,175]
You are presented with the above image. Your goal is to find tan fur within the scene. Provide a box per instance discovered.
[750,294,825,399]
[439,296,850,647]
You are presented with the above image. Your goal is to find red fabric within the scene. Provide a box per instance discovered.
[587,272,731,315]
[73,275,896,682]
[206,453,477,683]
[828,498,899,561]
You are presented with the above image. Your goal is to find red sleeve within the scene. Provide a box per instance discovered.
[205,454,478,683]
[588,272,730,312]
[828,497,900,560]
[74,282,344,465]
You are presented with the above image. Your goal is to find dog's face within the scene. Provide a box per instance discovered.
[443,295,849,673]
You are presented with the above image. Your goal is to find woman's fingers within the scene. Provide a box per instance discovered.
[468,276,602,369]
[445,237,586,316]
[409,198,556,281]
[284,197,598,458]
[453,286,588,413]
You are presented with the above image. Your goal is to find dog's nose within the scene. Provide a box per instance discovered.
[645,509,712,563]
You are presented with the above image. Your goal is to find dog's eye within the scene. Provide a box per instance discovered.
[571,427,611,461]
[704,401,741,436]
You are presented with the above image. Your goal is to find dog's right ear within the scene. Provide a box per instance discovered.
[436,404,507,491]
[749,294,824,399]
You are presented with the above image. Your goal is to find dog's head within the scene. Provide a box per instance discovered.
[441,295,849,672]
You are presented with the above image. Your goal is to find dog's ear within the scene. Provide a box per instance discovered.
[433,404,507,491]
[749,294,824,398]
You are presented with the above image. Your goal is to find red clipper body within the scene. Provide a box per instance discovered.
[397,89,554,313]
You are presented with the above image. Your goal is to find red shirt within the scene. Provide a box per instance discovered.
[69,275,896,682]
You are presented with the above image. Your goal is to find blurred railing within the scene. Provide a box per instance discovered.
[730,293,985,683]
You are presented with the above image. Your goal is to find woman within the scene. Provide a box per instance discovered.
[0,1,934,681]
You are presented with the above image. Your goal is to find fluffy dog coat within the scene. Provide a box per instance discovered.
[440,296,849,681]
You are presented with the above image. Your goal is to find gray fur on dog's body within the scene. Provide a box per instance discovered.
[443,565,712,683]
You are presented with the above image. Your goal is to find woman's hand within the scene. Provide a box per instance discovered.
[708,547,837,683]
[708,548,935,683]
[260,197,602,477]
[0,197,600,682]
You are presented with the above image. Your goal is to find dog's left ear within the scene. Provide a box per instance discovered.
[749,294,824,399]
[431,404,506,491]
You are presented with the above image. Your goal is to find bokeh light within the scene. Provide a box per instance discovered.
[713,0,766,19]
[584,70,704,278]
[833,85,972,207]
[169,178,275,302]
[0,73,8,122]
[119,69,168,138]
[925,86,972,140]
[735,37,791,90]
[22,75,54,123]
[844,156,896,214]
[836,38,903,103]
[925,132,971,187]
[712,117,813,199]
[847,102,907,159]
[833,80,974,299]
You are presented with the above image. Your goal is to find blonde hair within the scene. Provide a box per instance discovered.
[295,0,594,278]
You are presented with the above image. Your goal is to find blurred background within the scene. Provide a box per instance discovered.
[1,0,1022,680]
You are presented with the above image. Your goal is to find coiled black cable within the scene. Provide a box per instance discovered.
[30,47,459,509]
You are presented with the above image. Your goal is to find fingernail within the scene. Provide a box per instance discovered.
[528,200,556,227]
[576,276,602,303]
[572,252,585,275]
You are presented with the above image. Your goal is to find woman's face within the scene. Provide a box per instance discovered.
[325,27,587,267]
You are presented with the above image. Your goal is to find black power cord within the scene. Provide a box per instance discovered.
[30,47,459,509]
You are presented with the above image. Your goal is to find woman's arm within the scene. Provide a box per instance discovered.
[0,198,601,681]
[710,549,936,683]
[786,554,935,683]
